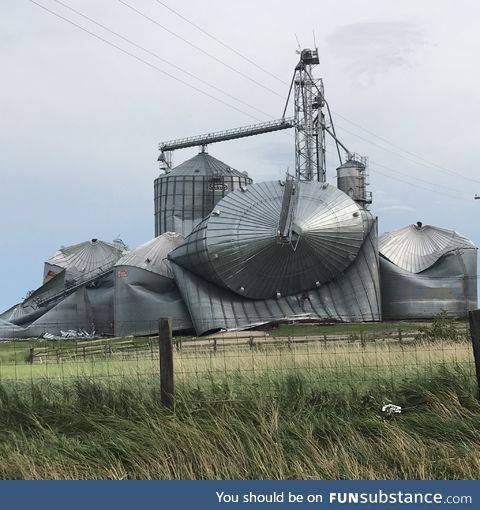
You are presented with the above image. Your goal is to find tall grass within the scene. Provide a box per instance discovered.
[0,364,479,479]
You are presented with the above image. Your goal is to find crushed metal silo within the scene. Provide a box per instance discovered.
[169,180,381,334]
[1,238,126,337]
[44,238,125,284]
[0,318,27,339]
[154,150,252,237]
[114,232,192,336]
[379,223,478,319]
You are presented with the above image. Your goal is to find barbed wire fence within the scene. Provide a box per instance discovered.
[0,313,478,408]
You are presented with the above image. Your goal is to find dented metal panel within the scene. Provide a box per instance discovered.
[114,266,192,335]
[171,220,380,335]
[380,248,477,319]
[115,232,184,278]
[379,223,475,274]
[169,180,374,300]
[44,238,125,282]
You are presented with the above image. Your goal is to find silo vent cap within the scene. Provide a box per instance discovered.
[416,221,423,229]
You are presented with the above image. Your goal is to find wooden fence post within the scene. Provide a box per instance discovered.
[159,318,174,410]
[468,310,480,398]
[360,331,366,348]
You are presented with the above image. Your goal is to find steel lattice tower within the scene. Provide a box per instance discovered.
[293,48,325,182]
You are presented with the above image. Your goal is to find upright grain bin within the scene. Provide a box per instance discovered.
[154,150,252,236]
[379,223,478,319]
[336,155,371,207]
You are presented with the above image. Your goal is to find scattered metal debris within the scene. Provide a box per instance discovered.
[382,403,402,416]
[43,329,96,340]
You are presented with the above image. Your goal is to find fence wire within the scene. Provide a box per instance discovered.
[0,317,475,404]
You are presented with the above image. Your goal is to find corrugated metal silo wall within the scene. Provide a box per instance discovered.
[114,265,192,336]
[26,287,94,337]
[170,219,381,335]
[154,175,252,236]
[380,248,478,319]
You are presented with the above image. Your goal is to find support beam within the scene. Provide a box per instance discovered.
[159,117,295,153]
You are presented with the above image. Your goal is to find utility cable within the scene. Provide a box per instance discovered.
[335,122,480,186]
[332,110,480,185]
[118,0,285,99]
[30,1,477,195]
[28,0,265,123]
[323,147,468,203]
[48,0,274,119]
[371,166,467,201]
[146,0,478,187]
[152,0,289,86]
[373,160,470,198]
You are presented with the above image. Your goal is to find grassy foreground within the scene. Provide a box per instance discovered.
[0,364,479,479]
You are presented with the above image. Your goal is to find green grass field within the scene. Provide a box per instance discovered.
[0,318,477,479]
[0,364,478,479]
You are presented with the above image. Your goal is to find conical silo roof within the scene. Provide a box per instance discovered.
[115,232,184,278]
[169,180,373,299]
[46,238,125,279]
[379,223,475,273]
[163,152,248,178]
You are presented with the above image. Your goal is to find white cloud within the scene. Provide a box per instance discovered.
[327,20,427,84]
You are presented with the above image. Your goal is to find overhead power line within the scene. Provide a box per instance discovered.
[371,165,468,201]
[49,0,274,120]
[323,147,467,203]
[139,1,478,188]
[117,0,285,99]
[332,110,480,185]
[335,122,480,186]
[373,160,470,198]
[28,0,266,123]
[153,0,289,87]
[29,0,477,199]
[334,123,476,194]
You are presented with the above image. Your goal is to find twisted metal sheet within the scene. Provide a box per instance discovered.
[379,224,475,274]
[170,181,374,299]
[115,232,184,278]
[171,220,380,335]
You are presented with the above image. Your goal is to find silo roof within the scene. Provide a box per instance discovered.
[46,239,125,277]
[162,152,249,178]
[115,232,185,277]
[379,223,476,273]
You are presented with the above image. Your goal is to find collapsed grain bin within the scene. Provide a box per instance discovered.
[0,238,126,337]
[114,232,192,336]
[169,180,381,334]
[379,222,478,319]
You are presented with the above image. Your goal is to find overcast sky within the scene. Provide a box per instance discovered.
[1,0,479,311]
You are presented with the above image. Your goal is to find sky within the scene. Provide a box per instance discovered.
[1,0,479,311]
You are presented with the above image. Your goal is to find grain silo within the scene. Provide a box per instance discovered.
[154,150,252,237]
[379,223,478,319]
[44,238,125,284]
[1,238,126,337]
[169,180,381,334]
[336,154,372,207]
[114,232,192,336]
